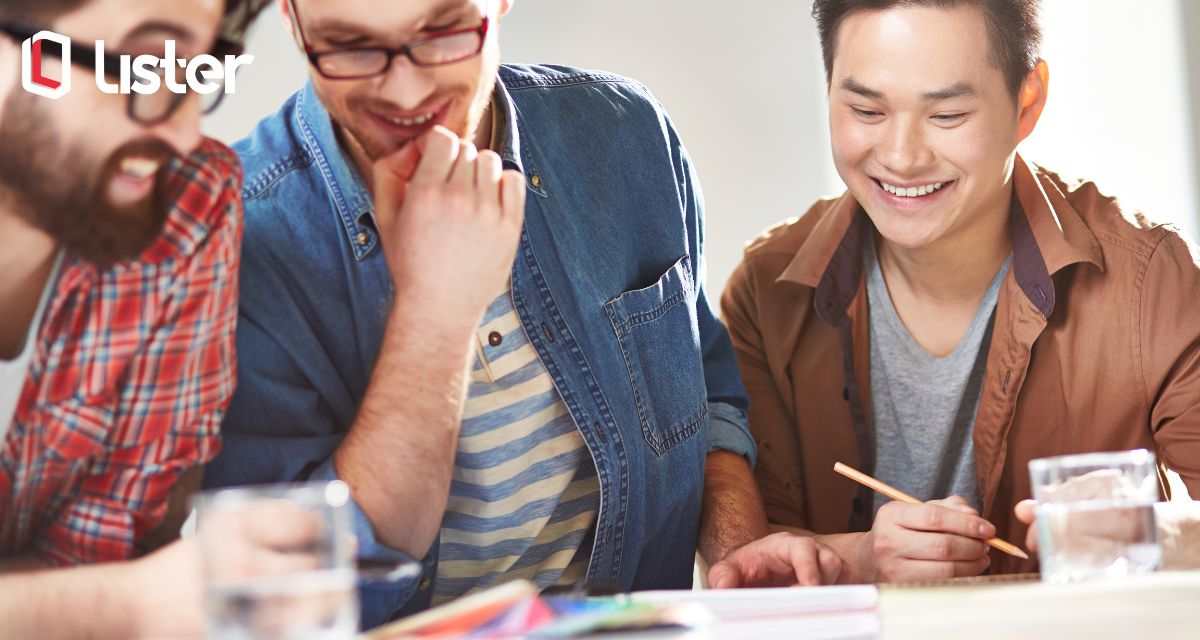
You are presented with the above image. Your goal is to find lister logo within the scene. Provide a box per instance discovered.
[21,30,253,100]
[22,31,71,99]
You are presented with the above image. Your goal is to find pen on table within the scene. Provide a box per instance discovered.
[833,461,1030,560]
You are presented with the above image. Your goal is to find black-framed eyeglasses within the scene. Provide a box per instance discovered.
[0,20,240,126]
[286,0,490,80]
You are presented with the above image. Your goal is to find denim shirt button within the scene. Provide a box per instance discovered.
[418,575,433,591]
[530,175,542,188]
[356,231,370,247]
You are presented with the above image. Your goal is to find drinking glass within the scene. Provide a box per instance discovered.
[1029,449,1161,583]
[195,481,359,639]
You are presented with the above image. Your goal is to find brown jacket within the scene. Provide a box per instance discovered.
[720,157,1200,574]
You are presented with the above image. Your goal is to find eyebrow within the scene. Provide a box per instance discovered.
[920,82,978,102]
[308,0,468,38]
[839,77,884,100]
[119,21,194,48]
[838,77,980,102]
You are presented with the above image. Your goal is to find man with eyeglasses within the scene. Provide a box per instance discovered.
[204,0,838,628]
[0,0,268,636]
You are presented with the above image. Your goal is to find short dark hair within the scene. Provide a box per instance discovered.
[812,0,1042,99]
[1,0,271,50]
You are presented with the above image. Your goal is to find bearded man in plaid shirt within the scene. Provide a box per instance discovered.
[0,0,269,636]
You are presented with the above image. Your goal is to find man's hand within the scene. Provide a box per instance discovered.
[1015,499,1040,552]
[1015,497,1155,561]
[374,126,526,323]
[853,496,995,582]
[708,532,842,588]
[1016,470,1158,556]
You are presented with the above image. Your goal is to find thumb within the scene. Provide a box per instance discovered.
[373,142,423,215]
[818,546,843,585]
[1014,499,1037,524]
[707,561,741,590]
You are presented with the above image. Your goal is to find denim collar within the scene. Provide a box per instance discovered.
[293,75,527,261]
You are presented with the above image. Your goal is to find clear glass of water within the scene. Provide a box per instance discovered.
[194,481,359,639]
[1029,449,1161,583]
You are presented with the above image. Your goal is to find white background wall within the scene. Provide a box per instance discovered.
[205,0,1200,301]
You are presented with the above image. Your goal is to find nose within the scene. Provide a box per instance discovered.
[149,95,204,157]
[377,55,437,110]
[877,116,934,177]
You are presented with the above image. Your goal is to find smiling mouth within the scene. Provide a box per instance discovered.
[119,156,162,180]
[369,100,451,138]
[383,112,435,127]
[876,179,953,198]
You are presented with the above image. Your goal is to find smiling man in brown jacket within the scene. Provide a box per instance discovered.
[718,0,1200,585]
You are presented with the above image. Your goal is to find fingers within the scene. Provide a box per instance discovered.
[374,140,423,186]
[886,501,996,539]
[1014,499,1037,524]
[707,561,741,589]
[500,170,527,224]
[818,545,843,584]
[788,538,823,586]
[893,532,989,562]
[885,557,991,583]
[1014,499,1039,552]
[475,150,503,212]
[711,533,841,589]
[450,141,479,187]
[411,126,460,184]
[373,141,423,222]
[932,495,979,515]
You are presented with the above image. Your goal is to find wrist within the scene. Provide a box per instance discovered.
[122,558,159,637]
[388,290,487,338]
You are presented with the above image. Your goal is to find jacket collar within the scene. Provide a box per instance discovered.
[779,155,1105,325]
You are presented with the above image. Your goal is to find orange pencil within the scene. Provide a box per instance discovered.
[834,461,1030,560]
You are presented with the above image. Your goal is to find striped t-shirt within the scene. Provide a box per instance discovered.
[433,286,601,603]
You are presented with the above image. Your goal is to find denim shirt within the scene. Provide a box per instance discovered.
[204,64,753,628]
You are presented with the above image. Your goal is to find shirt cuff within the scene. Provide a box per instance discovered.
[706,401,757,468]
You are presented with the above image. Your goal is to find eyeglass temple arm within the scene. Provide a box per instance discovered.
[283,0,310,54]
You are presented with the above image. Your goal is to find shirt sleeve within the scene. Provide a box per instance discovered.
[33,145,242,566]
[720,256,810,528]
[1142,231,1200,498]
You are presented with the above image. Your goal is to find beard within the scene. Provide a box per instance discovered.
[0,90,177,268]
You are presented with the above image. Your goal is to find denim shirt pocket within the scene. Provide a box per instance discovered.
[604,256,709,455]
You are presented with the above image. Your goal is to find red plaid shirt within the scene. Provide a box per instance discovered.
[0,139,241,566]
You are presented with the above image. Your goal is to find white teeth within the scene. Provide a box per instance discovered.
[880,180,947,198]
[387,112,434,127]
[121,158,160,179]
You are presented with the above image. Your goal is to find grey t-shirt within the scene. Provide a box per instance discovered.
[866,234,1011,514]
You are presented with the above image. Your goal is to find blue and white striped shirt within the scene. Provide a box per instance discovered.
[433,286,601,603]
